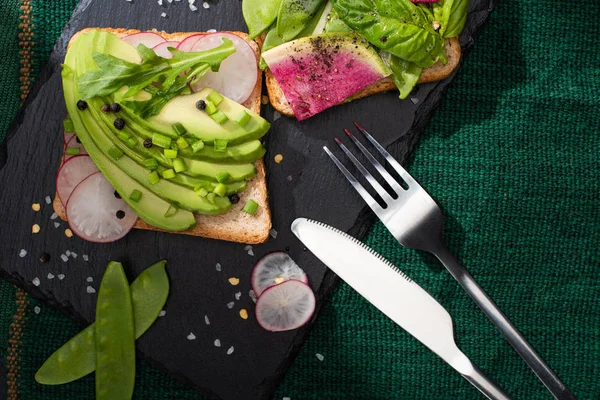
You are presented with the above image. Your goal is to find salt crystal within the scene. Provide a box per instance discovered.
[167,0,173,2]
[34,306,41,314]
[410,97,419,105]
[50,212,58,220]
[249,289,257,303]
[214,339,221,347]
[273,111,281,121]
[283,397,291,400]
[215,262,222,271]
[316,353,324,361]
[65,250,71,257]
[47,273,55,279]
[157,0,162,4]
[202,1,209,8]
[204,315,210,325]
[32,277,40,286]
[159,310,167,317]
[82,254,89,262]
[247,249,254,257]
[45,196,51,204]
[286,175,293,181]
[86,277,93,282]
[187,332,196,340]
[270,229,278,239]
[57,274,65,280]
[60,254,68,262]
[54,222,60,228]
[234,291,241,300]
[226,346,234,355]
[189,4,197,11]
[227,302,234,309]
[19,249,27,258]
[161,12,167,17]
[71,252,78,259]
[207,29,217,33]
[86,286,96,294]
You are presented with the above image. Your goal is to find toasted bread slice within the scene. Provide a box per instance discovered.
[266,37,461,117]
[54,28,271,244]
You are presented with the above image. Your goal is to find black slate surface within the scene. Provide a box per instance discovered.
[0,0,494,399]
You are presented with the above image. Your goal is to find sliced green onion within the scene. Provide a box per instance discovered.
[196,187,208,197]
[214,139,229,152]
[191,140,205,153]
[216,171,230,183]
[207,90,224,106]
[234,110,251,127]
[147,171,160,185]
[242,199,259,215]
[172,122,186,136]
[152,133,172,149]
[176,137,189,149]
[206,193,216,204]
[161,169,176,179]
[143,158,158,170]
[127,137,138,148]
[164,204,178,217]
[66,147,80,156]
[205,101,218,115]
[63,118,75,133]
[118,132,131,142]
[129,189,142,202]
[213,183,227,197]
[164,148,178,159]
[173,158,187,173]
[210,110,229,125]
[193,182,208,191]
[108,146,124,160]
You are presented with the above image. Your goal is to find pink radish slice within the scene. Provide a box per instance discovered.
[64,131,75,145]
[255,280,316,332]
[56,155,99,205]
[189,33,258,104]
[64,135,88,160]
[252,252,308,296]
[152,41,180,59]
[176,34,206,52]
[66,171,137,243]
[122,32,166,49]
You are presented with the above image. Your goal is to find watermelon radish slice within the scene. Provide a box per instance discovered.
[262,32,392,120]
[176,34,206,52]
[56,155,99,205]
[189,33,258,104]
[251,252,308,296]
[64,135,88,160]
[153,41,180,59]
[255,280,316,332]
[66,171,137,243]
[122,32,166,49]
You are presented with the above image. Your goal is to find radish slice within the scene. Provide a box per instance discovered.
[189,33,258,104]
[64,131,75,145]
[64,135,88,160]
[66,172,137,243]
[56,155,99,205]
[176,34,206,52]
[252,252,308,296]
[153,41,180,59]
[255,280,316,332]
[122,32,166,49]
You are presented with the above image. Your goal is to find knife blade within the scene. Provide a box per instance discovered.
[291,218,513,400]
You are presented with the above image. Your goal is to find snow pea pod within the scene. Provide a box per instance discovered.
[277,0,327,41]
[95,261,136,400]
[35,261,169,385]
[243,0,282,38]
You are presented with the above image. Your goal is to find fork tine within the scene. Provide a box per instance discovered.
[323,146,385,216]
[333,138,395,206]
[344,129,404,194]
[353,122,419,188]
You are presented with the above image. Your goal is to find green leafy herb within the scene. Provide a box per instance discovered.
[433,0,469,38]
[243,0,282,38]
[277,0,328,42]
[387,54,423,99]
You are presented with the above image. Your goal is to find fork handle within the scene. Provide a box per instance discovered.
[432,243,576,400]
[462,363,514,400]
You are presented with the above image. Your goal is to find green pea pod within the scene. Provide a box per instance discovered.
[323,7,352,33]
[95,262,136,400]
[243,0,282,39]
[277,0,327,42]
[35,261,169,385]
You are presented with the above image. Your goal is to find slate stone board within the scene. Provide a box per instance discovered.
[0,0,494,398]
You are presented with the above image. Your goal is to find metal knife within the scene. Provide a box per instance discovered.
[291,218,513,400]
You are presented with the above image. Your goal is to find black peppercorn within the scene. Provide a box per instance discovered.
[143,139,153,148]
[114,118,125,130]
[114,190,121,199]
[76,100,88,110]
[285,246,290,252]
[196,100,207,110]
[110,103,121,112]
[39,252,51,263]
[101,104,110,113]
[229,194,240,204]
[116,210,126,219]
[380,36,388,43]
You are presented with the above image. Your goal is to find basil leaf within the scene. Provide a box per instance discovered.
[331,0,445,68]
[433,0,468,38]
[277,0,328,41]
[388,55,422,99]
[323,7,353,33]
[243,0,282,38]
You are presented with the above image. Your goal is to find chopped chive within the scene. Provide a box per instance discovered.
[173,158,187,173]
[196,187,209,197]
[148,171,160,185]
[108,146,124,160]
[216,171,230,183]
[210,110,229,125]
[161,169,176,179]
[205,101,218,115]
[206,193,216,204]
[127,137,138,148]
[129,189,142,202]
[213,183,227,197]
[143,158,158,170]
[214,139,229,152]
[118,132,132,142]
[176,137,189,149]
[63,118,75,133]
[66,147,80,156]
[234,110,251,127]
[152,133,172,149]
[242,199,259,215]
[191,140,205,153]
[172,122,187,136]
[164,204,178,217]
[193,182,208,191]
[164,148,178,159]
[207,90,224,106]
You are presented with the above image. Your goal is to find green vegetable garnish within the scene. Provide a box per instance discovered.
[206,193,216,204]
[204,101,218,115]
[164,148,178,159]
[129,189,142,202]
[63,118,75,133]
[191,139,205,153]
[172,122,186,136]
[210,110,229,125]
[234,110,252,127]
[387,55,423,100]
[433,0,469,38]
[213,183,227,197]
[243,199,259,215]
[108,146,124,160]
[151,133,171,149]
[126,137,138,148]
[161,169,176,179]
[214,139,229,152]
[206,90,224,106]
[242,0,282,38]
[66,147,80,156]
[196,187,209,197]
[143,158,159,170]
[118,131,132,142]
[176,137,189,149]
[173,158,187,173]
[147,171,160,185]
[216,171,230,183]
[277,0,327,41]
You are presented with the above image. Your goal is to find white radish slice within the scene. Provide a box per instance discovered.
[255,280,316,332]
[153,41,180,59]
[122,32,166,49]
[252,252,308,296]
[189,33,258,104]
[64,135,88,160]
[56,155,99,205]
[176,34,206,52]
[66,172,137,243]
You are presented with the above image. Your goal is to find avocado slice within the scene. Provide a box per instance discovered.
[63,34,195,231]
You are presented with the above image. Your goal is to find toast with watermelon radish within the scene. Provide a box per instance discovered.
[54,28,272,244]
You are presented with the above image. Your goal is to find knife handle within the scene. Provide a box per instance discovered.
[462,364,513,400]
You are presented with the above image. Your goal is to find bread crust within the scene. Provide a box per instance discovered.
[55,28,271,244]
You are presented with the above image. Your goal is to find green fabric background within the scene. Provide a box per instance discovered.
[1,0,599,399]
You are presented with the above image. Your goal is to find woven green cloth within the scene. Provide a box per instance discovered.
[1,0,599,399]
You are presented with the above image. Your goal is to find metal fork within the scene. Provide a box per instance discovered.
[324,122,575,400]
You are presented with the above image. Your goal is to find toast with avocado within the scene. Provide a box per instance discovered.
[54,28,272,244]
